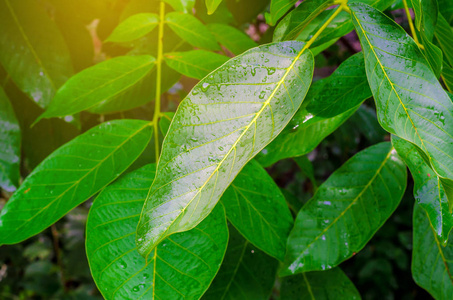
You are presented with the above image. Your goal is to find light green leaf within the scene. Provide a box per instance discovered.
[266,0,298,26]
[87,164,228,300]
[163,0,195,13]
[412,204,453,299]
[221,160,293,260]
[38,55,155,120]
[257,52,371,167]
[0,87,20,192]
[202,226,278,300]
[393,135,453,245]
[165,12,220,51]
[0,120,152,245]
[207,23,258,55]
[206,0,223,15]
[164,50,229,80]
[0,0,73,108]
[280,268,361,299]
[281,142,407,275]
[351,3,453,206]
[105,13,159,43]
[136,41,314,258]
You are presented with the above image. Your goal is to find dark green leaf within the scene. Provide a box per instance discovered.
[349,105,387,144]
[266,0,298,26]
[165,12,220,51]
[294,156,318,190]
[38,56,155,119]
[434,13,453,67]
[0,87,20,192]
[280,268,361,299]
[206,0,223,15]
[105,13,159,43]
[87,164,228,300]
[164,50,229,80]
[0,0,73,108]
[393,135,453,245]
[221,160,293,260]
[412,204,453,299]
[207,23,258,55]
[257,53,371,167]
[443,63,453,92]
[281,142,407,275]
[0,120,152,245]
[202,226,278,300]
[136,41,314,258]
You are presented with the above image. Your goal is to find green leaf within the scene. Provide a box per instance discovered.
[136,41,314,258]
[273,0,335,42]
[165,12,220,51]
[412,204,453,299]
[294,156,318,190]
[434,13,453,67]
[257,53,371,167]
[38,56,155,120]
[221,160,293,260]
[280,268,361,299]
[202,226,278,300]
[163,0,195,13]
[443,63,453,92]
[0,120,152,245]
[349,105,387,144]
[159,112,175,137]
[86,164,228,300]
[350,3,453,206]
[207,23,258,55]
[266,0,298,26]
[438,0,453,24]
[0,0,73,108]
[206,0,223,15]
[392,135,453,245]
[164,50,229,80]
[0,87,20,192]
[281,142,407,275]
[105,13,159,43]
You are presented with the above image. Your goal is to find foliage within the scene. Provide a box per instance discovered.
[0,0,452,299]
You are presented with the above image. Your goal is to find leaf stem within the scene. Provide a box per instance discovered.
[402,0,423,48]
[153,1,165,162]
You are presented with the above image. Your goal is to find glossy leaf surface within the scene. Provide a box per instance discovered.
[39,56,155,119]
[0,120,152,245]
[164,50,229,80]
[207,24,258,55]
[266,0,298,26]
[281,142,407,275]
[393,135,453,245]
[0,0,73,108]
[206,0,223,15]
[105,13,159,43]
[87,164,228,300]
[351,3,453,201]
[280,268,361,299]
[165,12,220,51]
[412,204,453,299]
[257,53,371,166]
[136,41,314,258]
[0,87,21,192]
[221,160,293,260]
[202,226,278,300]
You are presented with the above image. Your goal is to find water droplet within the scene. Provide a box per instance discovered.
[201,82,210,91]
[218,146,224,151]
[259,90,266,99]
[267,68,276,75]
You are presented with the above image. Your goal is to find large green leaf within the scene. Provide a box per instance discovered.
[207,23,258,55]
[164,50,229,80]
[38,56,155,120]
[165,12,220,51]
[266,0,298,26]
[281,142,407,275]
[412,204,453,299]
[350,3,453,205]
[280,268,361,299]
[257,52,371,167]
[393,135,453,245]
[87,164,228,300]
[221,159,293,260]
[0,120,152,245]
[0,0,73,108]
[136,41,314,258]
[0,87,20,192]
[202,226,278,300]
[105,13,159,43]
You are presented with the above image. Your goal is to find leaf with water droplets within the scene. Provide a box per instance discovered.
[105,13,159,43]
[136,41,314,258]
[86,164,228,300]
[221,160,293,260]
[0,120,152,245]
[281,142,407,275]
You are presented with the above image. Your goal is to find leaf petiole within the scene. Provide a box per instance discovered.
[402,0,424,49]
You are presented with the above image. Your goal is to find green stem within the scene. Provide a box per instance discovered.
[153,1,165,163]
[402,0,423,48]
